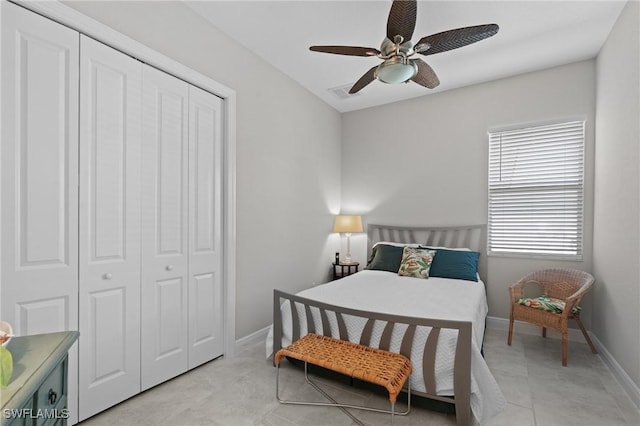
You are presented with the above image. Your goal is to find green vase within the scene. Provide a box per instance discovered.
[0,345,13,387]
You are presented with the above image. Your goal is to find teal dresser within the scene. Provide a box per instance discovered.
[1,332,79,425]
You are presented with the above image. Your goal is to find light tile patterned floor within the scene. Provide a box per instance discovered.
[80,328,640,426]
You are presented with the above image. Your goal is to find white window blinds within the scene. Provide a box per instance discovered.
[488,120,585,259]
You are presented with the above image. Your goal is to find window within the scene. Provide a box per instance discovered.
[488,120,585,259]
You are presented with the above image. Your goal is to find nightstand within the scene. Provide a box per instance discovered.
[332,262,360,280]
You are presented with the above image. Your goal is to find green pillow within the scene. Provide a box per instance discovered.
[426,248,480,282]
[366,244,404,273]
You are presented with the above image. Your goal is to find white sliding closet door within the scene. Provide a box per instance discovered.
[0,3,80,423]
[78,35,142,420]
[188,86,224,368]
[141,65,190,390]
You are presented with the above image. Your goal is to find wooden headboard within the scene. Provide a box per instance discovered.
[367,224,488,283]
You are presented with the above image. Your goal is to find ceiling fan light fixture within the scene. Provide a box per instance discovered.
[376,57,417,84]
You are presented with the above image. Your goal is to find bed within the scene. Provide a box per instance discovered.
[268,224,505,425]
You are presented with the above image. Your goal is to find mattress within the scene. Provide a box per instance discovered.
[267,269,506,423]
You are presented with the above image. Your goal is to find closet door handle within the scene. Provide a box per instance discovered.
[103,273,113,280]
[165,265,173,271]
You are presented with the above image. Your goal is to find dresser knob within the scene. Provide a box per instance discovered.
[165,265,173,271]
[103,273,113,280]
[48,388,57,405]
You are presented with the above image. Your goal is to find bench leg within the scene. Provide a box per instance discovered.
[276,361,362,426]
[276,360,411,425]
[391,401,395,426]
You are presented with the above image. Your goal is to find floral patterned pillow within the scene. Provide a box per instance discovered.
[397,247,436,279]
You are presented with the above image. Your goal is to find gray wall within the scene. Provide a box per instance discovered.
[594,0,640,391]
[64,1,343,339]
[341,60,597,327]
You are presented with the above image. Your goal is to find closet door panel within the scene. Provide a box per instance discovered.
[0,0,80,322]
[78,35,142,420]
[0,2,80,423]
[141,65,189,390]
[188,86,224,368]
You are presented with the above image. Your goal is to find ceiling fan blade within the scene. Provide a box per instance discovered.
[410,59,440,89]
[416,24,499,56]
[386,0,417,42]
[349,66,379,94]
[310,45,380,57]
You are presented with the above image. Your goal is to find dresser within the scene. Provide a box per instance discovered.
[1,332,79,425]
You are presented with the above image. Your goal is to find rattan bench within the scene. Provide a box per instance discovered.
[275,333,412,425]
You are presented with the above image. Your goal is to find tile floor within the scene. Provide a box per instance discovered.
[80,328,640,426]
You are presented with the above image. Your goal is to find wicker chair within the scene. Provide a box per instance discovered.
[507,268,597,366]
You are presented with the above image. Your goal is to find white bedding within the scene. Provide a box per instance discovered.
[266,269,505,424]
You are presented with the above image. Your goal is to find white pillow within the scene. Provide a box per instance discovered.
[422,245,471,251]
[373,242,473,251]
[372,241,422,248]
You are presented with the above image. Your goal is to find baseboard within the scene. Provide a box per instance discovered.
[234,325,270,355]
[487,316,640,409]
[589,333,640,409]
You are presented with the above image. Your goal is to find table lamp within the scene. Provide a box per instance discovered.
[333,215,363,263]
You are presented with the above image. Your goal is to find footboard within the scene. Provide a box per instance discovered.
[273,289,473,426]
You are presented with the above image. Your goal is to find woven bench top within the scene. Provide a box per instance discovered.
[275,333,412,402]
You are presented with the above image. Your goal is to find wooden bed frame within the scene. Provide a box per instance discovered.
[272,224,487,426]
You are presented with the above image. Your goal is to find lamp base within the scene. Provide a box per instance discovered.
[344,234,354,264]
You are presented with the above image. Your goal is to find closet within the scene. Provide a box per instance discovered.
[1,2,226,422]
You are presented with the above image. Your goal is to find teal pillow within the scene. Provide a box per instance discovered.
[426,248,480,282]
[366,244,404,273]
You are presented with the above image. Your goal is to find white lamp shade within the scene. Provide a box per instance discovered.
[333,215,363,233]
[377,62,416,84]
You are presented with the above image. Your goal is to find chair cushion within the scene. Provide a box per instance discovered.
[516,295,581,314]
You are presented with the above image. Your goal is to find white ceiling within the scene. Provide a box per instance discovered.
[185,1,627,112]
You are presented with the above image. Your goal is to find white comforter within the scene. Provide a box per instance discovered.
[266,270,505,424]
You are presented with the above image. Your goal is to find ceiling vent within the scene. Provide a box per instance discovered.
[328,84,361,99]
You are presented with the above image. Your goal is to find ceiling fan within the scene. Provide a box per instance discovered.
[310,0,499,94]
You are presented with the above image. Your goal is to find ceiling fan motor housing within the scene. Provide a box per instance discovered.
[380,37,414,58]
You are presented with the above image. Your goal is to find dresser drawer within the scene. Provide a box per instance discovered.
[2,399,33,426]
[35,358,67,425]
